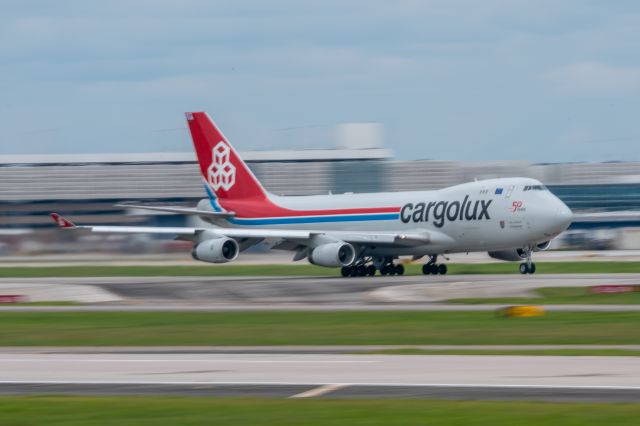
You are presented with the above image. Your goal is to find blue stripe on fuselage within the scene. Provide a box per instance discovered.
[204,185,224,212]
[203,185,399,225]
[230,214,399,225]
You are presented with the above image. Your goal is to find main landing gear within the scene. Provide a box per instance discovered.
[340,264,376,277]
[380,263,405,276]
[340,257,404,277]
[422,255,447,275]
[519,247,536,274]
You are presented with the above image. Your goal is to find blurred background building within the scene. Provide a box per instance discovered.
[2,122,640,256]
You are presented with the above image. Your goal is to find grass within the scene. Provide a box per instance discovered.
[0,397,639,425]
[354,348,640,356]
[450,287,640,305]
[0,311,640,346]
[0,264,336,278]
[1,261,640,277]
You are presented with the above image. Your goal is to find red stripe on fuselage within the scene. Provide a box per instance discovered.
[217,197,399,218]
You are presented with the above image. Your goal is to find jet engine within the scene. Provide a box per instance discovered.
[308,242,356,268]
[533,241,551,251]
[488,248,527,262]
[192,238,239,263]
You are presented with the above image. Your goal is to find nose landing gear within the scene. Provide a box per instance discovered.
[519,247,536,274]
[519,262,536,274]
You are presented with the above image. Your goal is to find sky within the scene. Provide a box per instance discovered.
[1,0,639,162]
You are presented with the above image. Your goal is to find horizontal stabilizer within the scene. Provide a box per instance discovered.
[115,204,235,218]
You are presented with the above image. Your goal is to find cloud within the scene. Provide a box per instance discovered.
[543,61,640,96]
[1,1,640,162]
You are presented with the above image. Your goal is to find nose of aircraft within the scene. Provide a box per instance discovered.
[553,200,573,232]
[535,196,573,238]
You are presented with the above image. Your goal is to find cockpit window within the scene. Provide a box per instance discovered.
[523,185,547,191]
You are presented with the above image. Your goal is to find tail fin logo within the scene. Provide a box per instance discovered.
[208,141,236,191]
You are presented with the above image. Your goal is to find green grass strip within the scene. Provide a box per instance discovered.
[1,311,640,346]
[450,286,640,305]
[0,397,639,425]
[1,261,640,277]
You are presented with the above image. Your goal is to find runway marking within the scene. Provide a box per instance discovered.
[290,384,349,398]
[0,381,638,390]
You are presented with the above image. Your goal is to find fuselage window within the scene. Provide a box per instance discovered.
[523,185,547,191]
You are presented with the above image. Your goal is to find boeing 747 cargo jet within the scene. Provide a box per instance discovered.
[52,112,573,276]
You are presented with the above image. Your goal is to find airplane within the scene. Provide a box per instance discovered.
[51,111,574,276]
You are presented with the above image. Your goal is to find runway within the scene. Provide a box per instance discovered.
[1,273,640,310]
[0,350,639,401]
[0,274,639,401]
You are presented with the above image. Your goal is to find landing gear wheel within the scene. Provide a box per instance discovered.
[383,264,396,275]
[422,263,443,275]
[357,265,367,277]
[395,264,405,276]
[437,264,447,275]
[528,262,536,274]
[422,263,447,275]
[519,247,536,275]
[341,266,350,277]
[519,263,529,274]
[367,265,376,276]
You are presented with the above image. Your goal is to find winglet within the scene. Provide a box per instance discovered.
[50,213,76,229]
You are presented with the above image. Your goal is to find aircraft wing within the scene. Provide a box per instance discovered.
[50,213,443,247]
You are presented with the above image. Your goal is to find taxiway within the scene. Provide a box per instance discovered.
[0,274,639,308]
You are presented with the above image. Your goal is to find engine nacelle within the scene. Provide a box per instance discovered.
[534,241,551,251]
[488,248,527,262]
[308,242,356,267]
[192,238,239,264]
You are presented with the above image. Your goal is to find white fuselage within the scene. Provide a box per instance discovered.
[203,177,573,257]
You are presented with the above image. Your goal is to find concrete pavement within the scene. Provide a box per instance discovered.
[0,351,638,401]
